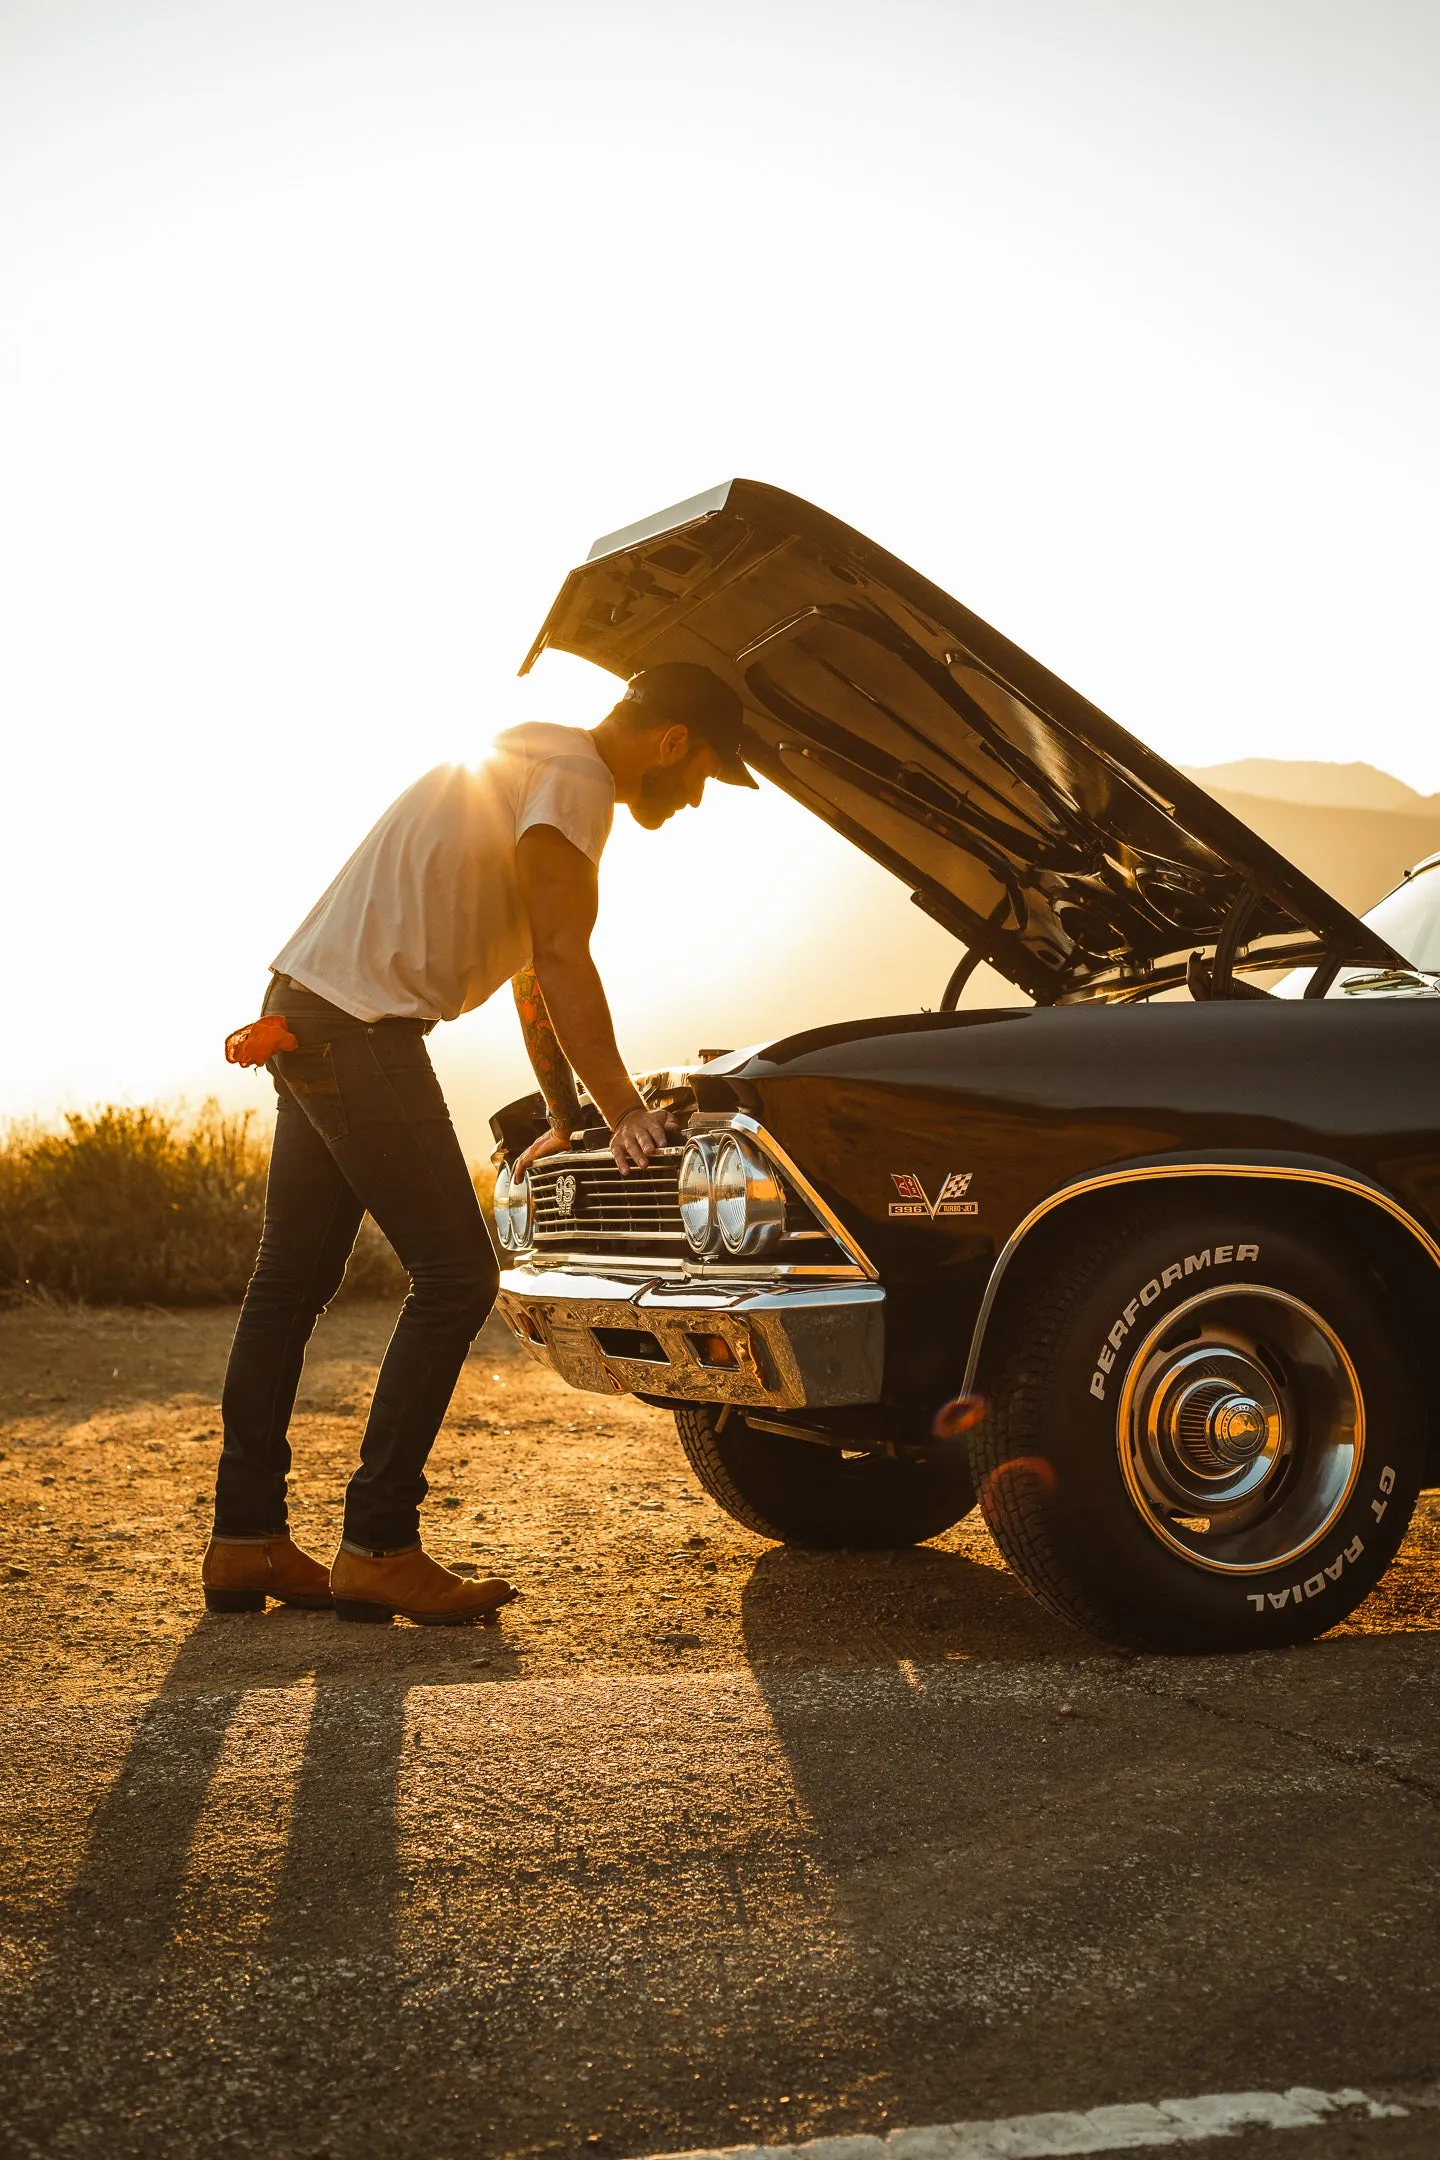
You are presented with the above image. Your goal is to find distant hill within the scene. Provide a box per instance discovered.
[1181,759,1438,815]
[1181,775,1440,919]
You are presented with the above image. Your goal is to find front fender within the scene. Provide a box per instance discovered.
[959,1147,1440,1394]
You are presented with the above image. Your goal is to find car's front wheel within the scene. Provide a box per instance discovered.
[972,1202,1424,1650]
[673,1403,976,1549]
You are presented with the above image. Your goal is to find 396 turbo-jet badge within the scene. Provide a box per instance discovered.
[889,1171,977,1219]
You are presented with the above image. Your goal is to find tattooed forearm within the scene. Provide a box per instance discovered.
[512,964,583,1131]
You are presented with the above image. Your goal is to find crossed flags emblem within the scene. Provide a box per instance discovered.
[889,1171,977,1219]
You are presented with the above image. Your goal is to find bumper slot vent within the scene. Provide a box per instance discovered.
[591,1326,670,1364]
[687,1331,738,1368]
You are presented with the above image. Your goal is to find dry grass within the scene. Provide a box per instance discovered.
[0,1103,495,1309]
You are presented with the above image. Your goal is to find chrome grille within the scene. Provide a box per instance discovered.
[530,1150,687,1247]
[526,1142,838,1260]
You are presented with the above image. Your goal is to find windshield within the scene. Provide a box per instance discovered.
[1357,861,1440,970]
[1274,858,1440,997]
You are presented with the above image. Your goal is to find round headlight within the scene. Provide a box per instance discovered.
[678,1140,717,1254]
[713,1134,786,1256]
[493,1163,533,1252]
[493,1163,516,1250]
[509,1167,533,1249]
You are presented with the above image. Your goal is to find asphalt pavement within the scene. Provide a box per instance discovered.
[2,1304,1438,2159]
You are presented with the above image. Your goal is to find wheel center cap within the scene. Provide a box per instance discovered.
[1117,1284,1364,1577]
[1211,1395,1266,1456]
[1163,1365,1282,1481]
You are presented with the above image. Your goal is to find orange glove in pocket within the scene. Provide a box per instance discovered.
[225,1015,300,1067]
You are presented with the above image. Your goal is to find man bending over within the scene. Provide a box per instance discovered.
[204,663,754,1625]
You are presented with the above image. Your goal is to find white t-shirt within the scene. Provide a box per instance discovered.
[271,723,615,1023]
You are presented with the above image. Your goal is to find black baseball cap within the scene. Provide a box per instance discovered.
[619,662,758,788]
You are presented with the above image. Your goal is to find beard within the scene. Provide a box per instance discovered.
[632,760,697,829]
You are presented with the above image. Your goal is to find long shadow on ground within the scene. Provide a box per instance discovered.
[6,1545,1440,2160]
[739,1545,1440,2138]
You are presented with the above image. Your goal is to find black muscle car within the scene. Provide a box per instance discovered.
[490,480,1440,1652]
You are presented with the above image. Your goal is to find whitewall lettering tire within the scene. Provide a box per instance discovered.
[972,1204,1424,1651]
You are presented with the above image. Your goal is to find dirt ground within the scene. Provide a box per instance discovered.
[2,1298,1439,2159]
[0,1295,1079,1709]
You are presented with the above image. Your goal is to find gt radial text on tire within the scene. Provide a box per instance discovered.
[673,1403,977,1550]
[972,1202,1424,1651]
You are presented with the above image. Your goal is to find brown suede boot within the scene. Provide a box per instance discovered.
[202,1535,334,1613]
[330,1541,518,1626]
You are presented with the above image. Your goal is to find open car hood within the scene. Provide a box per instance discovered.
[522,480,1400,1002]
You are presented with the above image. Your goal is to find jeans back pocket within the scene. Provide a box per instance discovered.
[274,1045,350,1143]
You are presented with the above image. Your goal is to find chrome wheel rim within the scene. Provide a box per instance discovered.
[1115,1285,1364,1574]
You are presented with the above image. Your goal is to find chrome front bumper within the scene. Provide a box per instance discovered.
[496,1265,884,1410]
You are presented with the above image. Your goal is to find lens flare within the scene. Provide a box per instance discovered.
[931,1392,989,1439]
[979,1454,1060,1513]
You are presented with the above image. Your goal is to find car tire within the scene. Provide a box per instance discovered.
[673,1404,976,1549]
[972,1201,1424,1651]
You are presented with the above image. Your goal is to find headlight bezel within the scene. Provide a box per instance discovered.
[678,1139,719,1255]
[712,1132,786,1257]
[493,1162,534,1252]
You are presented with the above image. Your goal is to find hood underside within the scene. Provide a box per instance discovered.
[522,480,1399,1002]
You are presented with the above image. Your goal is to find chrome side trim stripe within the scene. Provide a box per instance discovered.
[962,1161,1440,1395]
[524,1254,864,1280]
[730,1112,880,1280]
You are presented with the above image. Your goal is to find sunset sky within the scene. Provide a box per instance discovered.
[4,2,1437,1154]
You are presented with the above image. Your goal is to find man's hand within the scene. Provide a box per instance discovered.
[611,1104,673,1174]
[512,1126,571,1179]
[513,1107,675,1178]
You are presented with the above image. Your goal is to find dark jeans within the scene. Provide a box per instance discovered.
[215,978,498,1551]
